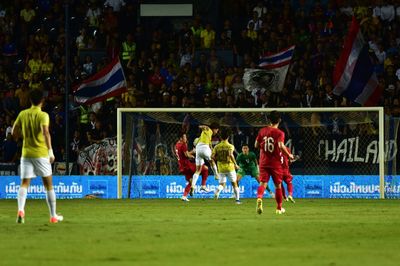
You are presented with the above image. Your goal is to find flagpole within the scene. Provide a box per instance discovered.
[64,1,70,175]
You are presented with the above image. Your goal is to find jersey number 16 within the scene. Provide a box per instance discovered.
[263,136,274,153]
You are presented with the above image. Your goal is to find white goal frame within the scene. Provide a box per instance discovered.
[117,107,385,199]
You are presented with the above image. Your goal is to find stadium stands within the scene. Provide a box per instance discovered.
[0,0,399,171]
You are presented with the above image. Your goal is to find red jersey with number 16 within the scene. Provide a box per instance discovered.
[175,141,190,172]
[256,126,285,169]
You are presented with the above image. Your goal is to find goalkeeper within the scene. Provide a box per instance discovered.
[236,144,274,198]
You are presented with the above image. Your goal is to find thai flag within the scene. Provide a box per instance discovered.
[333,17,382,106]
[74,57,127,105]
[248,45,294,92]
[258,45,295,69]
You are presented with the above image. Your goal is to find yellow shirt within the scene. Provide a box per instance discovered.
[212,140,235,173]
[28,59,42,74]
[198,127,213,145]
[41,62,54,75]
[14,106,49,158]
[20,9,35,22]
[200,29,215,48]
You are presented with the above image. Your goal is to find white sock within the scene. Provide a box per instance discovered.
[17,187,27,212]
[192,174,199,187]
[211,163,219,177]
[234,186,240,201]
[217,185,224,193]
[46,189,57,217]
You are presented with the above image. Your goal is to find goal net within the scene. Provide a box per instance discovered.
[117,107,386,199]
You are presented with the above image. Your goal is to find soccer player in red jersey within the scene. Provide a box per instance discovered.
[255,111,294,214]
[175,132,209,201]
[281,148,295,203]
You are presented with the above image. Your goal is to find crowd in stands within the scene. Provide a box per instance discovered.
[1,0,400,166]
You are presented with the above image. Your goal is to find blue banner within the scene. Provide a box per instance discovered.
[122,175,400,199]
[0,176,117,199]
[1,175,399,199]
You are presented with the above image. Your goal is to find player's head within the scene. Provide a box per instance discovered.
[209,122,220,134]
[242,144,249,154]
[269,111,281,125]
[219,127,231,140]
[29,89,44,106]
[178,132,187,143]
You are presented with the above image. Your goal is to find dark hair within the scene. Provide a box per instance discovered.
[178,131,187,139]
[242,144,249,148]
[220,127,231,140]
[209,122,220,130]
[269,111,281,124]
[29,89,44,106]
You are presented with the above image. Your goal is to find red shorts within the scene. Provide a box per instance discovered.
[282,169,293,183]
[180,162,196,181]
[259,166,283,185]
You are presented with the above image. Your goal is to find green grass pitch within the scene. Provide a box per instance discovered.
[0,198,399,266]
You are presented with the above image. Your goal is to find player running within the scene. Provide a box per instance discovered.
[212,128,241,204]
[255,111,294,215]
[175,132,209,201]
[236,144,274,198]
[12,89,63,223]
[191,122,219,195]
[281,148,296,203]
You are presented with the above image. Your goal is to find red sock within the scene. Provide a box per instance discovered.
[275,187,283,210]
[257,185,266,199]
[183,183,191,197]
[281,184,286,198]
[200,166,209,186]
[287,182,293,196]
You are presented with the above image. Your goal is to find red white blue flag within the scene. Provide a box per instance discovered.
[243,45,295,93]
[333,17,382,106]
[258,45,295,69]
[74,58,127,105]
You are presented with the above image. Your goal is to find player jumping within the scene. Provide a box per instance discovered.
[12,89,63,223]
[191,122,219,195]
[255,111,294,215]
[212,128,241,204]
[175,132,209,201]
[236,144,275,198]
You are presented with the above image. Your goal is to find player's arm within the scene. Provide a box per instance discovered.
[254,139,260,149]
[278,142,294,160]
[11,117,21,140]
[184,150,195,159]
[42,123,55,163]
[198,124,210,131]
[229,148,239,170]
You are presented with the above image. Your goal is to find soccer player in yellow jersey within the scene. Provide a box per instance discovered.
[212,128,241,204]
[191,122,219,194]
[12,89,63,224]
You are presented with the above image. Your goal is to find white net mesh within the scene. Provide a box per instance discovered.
[120,109,383,178]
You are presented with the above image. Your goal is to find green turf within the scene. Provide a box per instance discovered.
[0,198,399,266]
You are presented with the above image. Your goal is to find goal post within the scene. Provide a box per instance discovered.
[117,107,385,199]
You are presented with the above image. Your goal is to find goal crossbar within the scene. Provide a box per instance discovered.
[117,107,385,199]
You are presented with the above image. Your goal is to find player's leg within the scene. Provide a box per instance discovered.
[42,176,63,223]
[281,181,287,201]
[286,174,295,203]
[17,158,35,223]
[17,178,31,223]
[35,157,63,223]
[230,171,241,204]
[256,167,270,214]
[208,158,219,180]
[192,145,207,190]
[200,165,210,192]
[181,171,192,201]
[214,173,227,199]
[272,169,285,214]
